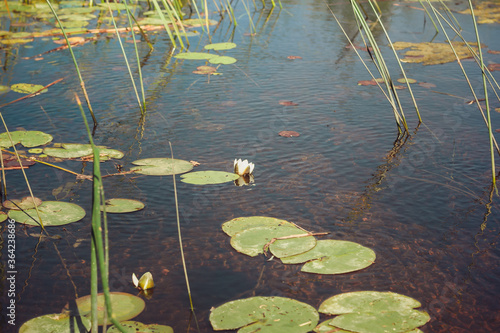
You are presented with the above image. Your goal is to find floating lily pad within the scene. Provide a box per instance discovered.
[397,78,417,84]
[0,85,10,94]
[0,38,33,45]
[319,291,422,315]
[209,296,319,332]
[9,201,85,226]
[11,83,47,94]
[209,55,237,65]
[222,216,293,237]
[63,292,145,326]
[180,171,239,185]
[330,310,430,333]
[44,143,123,160]
[107,321,173,333]
[174,52,216,60]
[314,320,352,332]
[102,198,144,213]
[280,240,376,274]
[28,148,43,154]
[230,225,316,257]
[130,158,193,176]
[459,2,500,24]
[19,313,91,333]
[204,42,237,50]
[0,211,7,223]
[0,130,53,148]
[3,196,42,210]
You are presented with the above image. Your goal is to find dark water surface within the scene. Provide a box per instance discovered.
[1,0,499,332]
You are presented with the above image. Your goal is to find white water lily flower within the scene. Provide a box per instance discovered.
[132,272,155,290]
[234,159,254,176]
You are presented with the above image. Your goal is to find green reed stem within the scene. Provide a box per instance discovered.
[45,0,97,126]
[76,94,126,333]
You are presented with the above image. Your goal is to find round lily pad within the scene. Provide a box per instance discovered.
[204,42,237,50]
[180,171,239,185]
[230,225,316,257]
[63,292,145,326]
[319,291,422,315]
[209,55,237,65]
[107,321,173,333]
[222,216,293,237]
[9,201,85,226]
[0,130,53,148]
[174,52,216,60]
[130,158,193,176]
[280,240,376,275]
[11,83,47,94]
[330,309,430,333]
[3,196,42,210]
[103,198,144,213]
[19,313,91,333]
[209,296,319,332]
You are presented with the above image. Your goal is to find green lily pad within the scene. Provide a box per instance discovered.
[280,240,376,274]
[107,321,173,333]
[28,148,43,154]
[330,309,430,333]
[3,196,42,210]
[102,198,145,213]
[0,38,33,45]
[230,225,316,257]
[204,42,237,50]
[63,292,145,326]
[222,216,293,237]
[9,201,85,226]
[130,158,193,176]
[19,313,91,333]
[44,143,123,160]
[0,211,8,223]
[319,291,422,315]
[0,130,53,148]
[174,52,216,60]
[314,320,352,332]
[209,296,319,332]
[11,83,47,94]
[180,170,239,185]
[0,85,10,94]
[392,41,477,66]
[209,55,237,65]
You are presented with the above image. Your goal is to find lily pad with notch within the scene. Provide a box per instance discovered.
[102,198,145,213]
[280,239,376,274]
[63,292,145,326]
[107,321,173,333]
[130,158,193,176]
[180,170,239,185]
[19,313,91,333]
[9,201,85,226]
[209,296,319,332]
[230,224,316,257]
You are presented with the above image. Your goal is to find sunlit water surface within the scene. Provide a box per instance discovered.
[1,0,499,332]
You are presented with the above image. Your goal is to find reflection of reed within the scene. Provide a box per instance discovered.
[343,131,413,224]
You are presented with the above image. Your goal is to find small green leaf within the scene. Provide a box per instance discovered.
[209,55,237,64]
[204,42,237,50]
[11,83,47,94]
[103,198,145,213]
[130,158,193,176]
[180,170,239,185]
[0,85,10,95]
[9,201,85,226]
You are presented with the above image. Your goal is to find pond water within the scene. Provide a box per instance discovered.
[1,0,499,332]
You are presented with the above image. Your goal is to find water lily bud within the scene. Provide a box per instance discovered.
[138,272,155,290]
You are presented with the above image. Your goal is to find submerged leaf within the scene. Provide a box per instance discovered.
[279,130,300,137]
[209,296,319,332]
[3,196,42,210]
[393,41,477,65]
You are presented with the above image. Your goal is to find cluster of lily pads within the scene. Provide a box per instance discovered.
[174,42,238,67]
[222,216,375,275]
[19,292,173,333]
[209,291,430,333]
